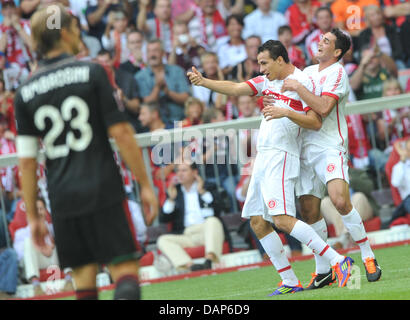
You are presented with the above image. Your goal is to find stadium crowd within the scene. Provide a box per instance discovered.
[1,0,410,298]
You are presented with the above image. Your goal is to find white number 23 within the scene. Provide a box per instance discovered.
[34,96,93,160]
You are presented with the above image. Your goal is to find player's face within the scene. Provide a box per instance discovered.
[316,32,339,62]
[257,50,279,81]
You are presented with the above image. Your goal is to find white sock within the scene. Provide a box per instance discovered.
[259,232,299,286]
[341,208,375,261]
[310,219,331,274]
[290,220,344,267]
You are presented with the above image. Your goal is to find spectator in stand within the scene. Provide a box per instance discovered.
[137,0,173,54]
[389,138,410,225]
[85,0,126,41]
[400,17,410,68]
[278,25,306,70]
[19,0,40,20]
[188,0,228,52]
[119,29,146,75]
[180,97,205,128]
[237,95,259,160]
[157,161,226,272]
[135,39,190,125]
[96,49,142,132]
[242,0,287,43]
[172,0,244,25]
[201,107,239,212]
[330,0,380,39]
[357,5,405,69]
[13,198,74,296]
[350,45,397,101]
[0,247,18,300]
[101,9,130,66]
[168,21,203,74]
[346,113,372,170]
[0,0,32,85]
[305,6,334,65]
[138,102,175,205]
[380,0,410,28]
[216,14,247,76]
[192,51,224,109]
[0,75,16,136]
[285,0,321,46]
[377,78,410,149]
[320,168,378,248]
[229,35,261,81]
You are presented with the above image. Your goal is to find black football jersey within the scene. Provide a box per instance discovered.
[15,54,128,218]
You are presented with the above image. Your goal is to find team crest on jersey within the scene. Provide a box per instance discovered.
[268,200,277,209]
[327,163,336,173]
[320,76,327,85]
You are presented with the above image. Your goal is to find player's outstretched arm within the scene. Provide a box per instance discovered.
[187,66,254,97]
[281,79,337,118]
[109,122,159,226]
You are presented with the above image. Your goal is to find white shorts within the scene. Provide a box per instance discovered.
[241,150,299,222]
[296,147,349,199]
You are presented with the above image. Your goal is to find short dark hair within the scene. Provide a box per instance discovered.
[330,28,351,61]
[315,6,333,18]
[278,25,292,36]
[257,40,289,63]
[225,14,244,27]
[97,48,112,59]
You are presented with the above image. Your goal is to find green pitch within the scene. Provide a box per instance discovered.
[61,244,410,300]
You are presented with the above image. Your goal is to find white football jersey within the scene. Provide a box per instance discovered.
[246,67,313,157]
[301,62,350,153]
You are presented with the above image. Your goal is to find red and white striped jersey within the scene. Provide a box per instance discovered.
[245,67,313,156]
[305,29,323,62]
[302,62,350,153]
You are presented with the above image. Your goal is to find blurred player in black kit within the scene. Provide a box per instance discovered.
[14,4,158,300]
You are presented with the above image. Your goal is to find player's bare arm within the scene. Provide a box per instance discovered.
[108,122,159,225]
[262,96,322,130]
[187,66,254,96]
[281,79,337,118]
[18,155,53,256]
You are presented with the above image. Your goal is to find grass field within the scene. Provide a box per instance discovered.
[62,244,410,300]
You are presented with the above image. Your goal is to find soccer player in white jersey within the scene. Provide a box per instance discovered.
[277,28,381,289]
[188,40,354,295]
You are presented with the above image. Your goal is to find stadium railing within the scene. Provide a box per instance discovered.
[1,93,410,247]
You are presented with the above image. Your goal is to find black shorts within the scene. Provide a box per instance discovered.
[53,200,142,269]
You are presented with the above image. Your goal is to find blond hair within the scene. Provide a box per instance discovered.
[382,77,403,96]
[184,97,204,117]
[31,4,73,56]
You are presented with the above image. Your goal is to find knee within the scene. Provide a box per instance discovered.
[250,217,270,238]
[330,195,351,214]
[272,216,289,233]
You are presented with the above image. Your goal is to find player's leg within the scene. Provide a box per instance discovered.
[72,263,99,300]
[327,179,381,281]
[296,157,335,288]
[250,215,301,294]
[272,213,353,287]
[299,195,335,289]
[108,259,140,300]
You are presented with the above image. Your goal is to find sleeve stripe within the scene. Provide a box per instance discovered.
[245,80,258,96]
[322,92,340,101]
[16,135,39,158]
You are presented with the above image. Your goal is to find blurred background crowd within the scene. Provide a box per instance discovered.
[0,0,410,298]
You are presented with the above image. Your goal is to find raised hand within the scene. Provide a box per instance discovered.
[187,66,205,86]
